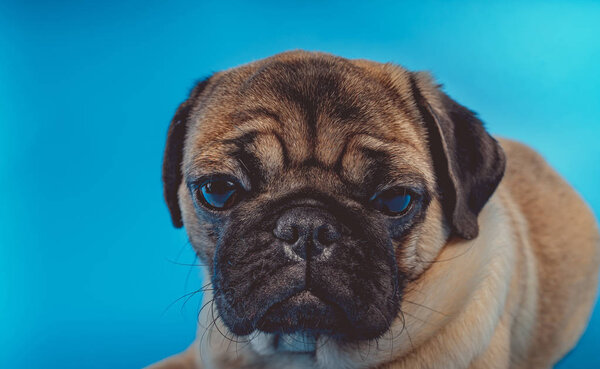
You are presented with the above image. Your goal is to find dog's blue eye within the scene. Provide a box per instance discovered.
[199,180,239,210]
[370,188,413,215]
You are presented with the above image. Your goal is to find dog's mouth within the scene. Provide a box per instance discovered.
[255,290,348,354]
[257,290,350,338]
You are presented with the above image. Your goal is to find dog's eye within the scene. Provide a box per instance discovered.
[370,188,413,215]
[199,180,240,210]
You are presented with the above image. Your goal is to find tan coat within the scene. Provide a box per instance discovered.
[149,51,600,369]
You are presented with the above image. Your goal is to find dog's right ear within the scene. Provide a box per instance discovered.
[162,76,213,228]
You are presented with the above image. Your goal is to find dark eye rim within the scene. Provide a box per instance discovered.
[188,174,245,211]
[369,186,420,217]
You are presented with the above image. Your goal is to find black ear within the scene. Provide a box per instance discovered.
[409,73,506,239]
[162,76,213,228]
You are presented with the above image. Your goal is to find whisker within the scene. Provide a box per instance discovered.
[161,288,205,316]
[165,257,209,267]
[197,297,215,328]
[399,309,415,353]
[401,310,439,327]
[402,300,448,317]
[209,302,250,344]
[198,298,216,350]
[423,241,476,265]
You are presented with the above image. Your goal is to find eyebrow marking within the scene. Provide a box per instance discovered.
[222,130,288,165]
[222,130,259,148]
[336,132,429,192]
[334,133,421,170]
[231,107,282,126]
[221,128,290,187]
[334,137,351,172]
[225,133,264,188]
[225,108,291,167]
[356,146,393,190]
[270,131,289,167]
[357,133,422,153]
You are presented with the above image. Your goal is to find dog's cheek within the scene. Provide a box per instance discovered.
[178,184,219,265]
[397,199,449,280]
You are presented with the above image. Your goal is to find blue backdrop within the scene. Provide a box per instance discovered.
[1,1,599,368]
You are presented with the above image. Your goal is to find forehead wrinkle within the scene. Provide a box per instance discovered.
[315,122,353,167]
[247,133,285,178]
[229,107,282,130]
[340,134,434,189]
[239,57,385,165]
[219,119,279,142]
[221,112,307,169]
[350,59,424,131]
[350,133,424,155]
[187,54,431,186]
[184,149,251,189]
[278,111,312,165]
[188,128,287,188]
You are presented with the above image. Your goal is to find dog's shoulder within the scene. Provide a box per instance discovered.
[498,138,568,191]
[143,346,199,369]
[496,137,600,367]
[497,136,598,241]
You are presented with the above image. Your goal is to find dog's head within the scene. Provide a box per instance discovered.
[162,51,505,351]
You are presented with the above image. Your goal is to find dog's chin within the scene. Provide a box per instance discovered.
[254,290,343,355]
[257,290,348,337]
[253,290,390,355]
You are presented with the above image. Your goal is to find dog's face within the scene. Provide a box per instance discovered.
[162,51,505,353]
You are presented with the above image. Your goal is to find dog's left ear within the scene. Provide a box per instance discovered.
[409,72,506,240]
[162,76,213,228]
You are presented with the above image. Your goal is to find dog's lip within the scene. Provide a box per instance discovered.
[260,289,328,323]
[268,291,323,354]
[284,289,323,305]
[256,289,349,335]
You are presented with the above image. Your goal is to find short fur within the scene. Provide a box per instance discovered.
[149,51,599,369]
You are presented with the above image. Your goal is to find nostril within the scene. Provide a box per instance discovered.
[274,222,300,243]
[289,227,299,243]
[316,224,340,246]
[274,207,341,261]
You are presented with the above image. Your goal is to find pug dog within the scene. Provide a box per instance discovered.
[148,51,600,369]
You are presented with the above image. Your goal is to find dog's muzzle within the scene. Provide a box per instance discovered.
[273,206,341,261]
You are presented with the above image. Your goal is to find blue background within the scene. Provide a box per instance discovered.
[1,1,599,368]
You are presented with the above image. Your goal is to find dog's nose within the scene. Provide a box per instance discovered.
[273,207,341,260]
